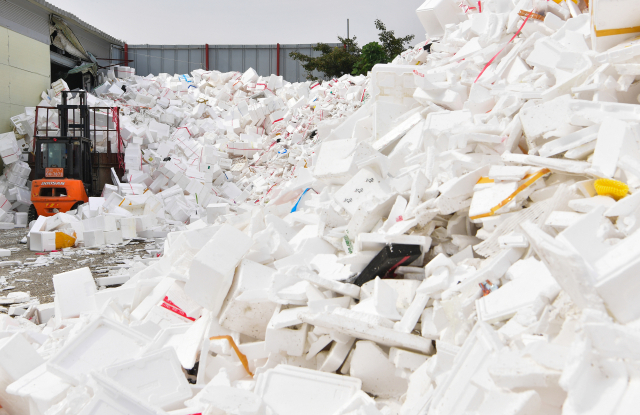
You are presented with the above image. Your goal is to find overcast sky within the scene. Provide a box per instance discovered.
[48,0,427,46]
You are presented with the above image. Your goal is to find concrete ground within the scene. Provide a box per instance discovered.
[0,228,158,305]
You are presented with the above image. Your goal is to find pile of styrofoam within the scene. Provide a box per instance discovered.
[0,131,32,229]
[3,0,640,414]
[23,66,369,251]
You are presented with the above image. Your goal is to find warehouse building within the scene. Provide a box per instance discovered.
[0,0,124,133]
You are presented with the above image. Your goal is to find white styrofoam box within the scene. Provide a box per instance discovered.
[6,364,71,415]
[44,212,78,232]
[185,224,252,313]
[591,0,640,52]
[334,167,390,216]
[78,374,160,415]
[218,259,278,340]
[0,194,11,212]
[83,229,105,247]
[350,341,408,398]
[104,229,123,245]
[14,212,27,228]
[371,65,420,109]
[102,348,191,410]
[206,203,229,223]
[476,258,561,323]
[36,303,55,324]
[0,249,10,257]
[416,0,464,39]
[120,217,137,239]
[47,317,150,385]
[0,132,20,165]
[29,231,55,252]
[0,333,44,382]
[255,365,361,415]
[52,267,97,319]
[82,215,104,232]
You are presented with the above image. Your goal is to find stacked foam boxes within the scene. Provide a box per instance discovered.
[114,66,135,79]
[0,133,20,166]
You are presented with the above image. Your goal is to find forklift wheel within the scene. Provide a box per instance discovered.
[28,204,38,224]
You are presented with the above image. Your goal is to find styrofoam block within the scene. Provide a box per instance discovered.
[334,168,390,216]
[29,231,55,252]
[120,217,137,239]
[78,373,161,415]
[36,303,55,324]
[206,203,229,223]
[52,267,97,319]
[6,364,70,415]
[185,224,252,314]
[104,229,123,245]
[83,229,105,247]
[0,333,44,382]
[218,259,278,340]
[594,221,640,323]
[476,258,561,323]
[255,365,361,415]
[47,317,150,385]
[265,308,309,357]
[429,323,503,415]
[592,118,637,178]
[390,347,428,372]
[350,340,408,398]
[44,212,78,231]
[416,0,464,39]
[103,347,191,410]
[300,308,433,353]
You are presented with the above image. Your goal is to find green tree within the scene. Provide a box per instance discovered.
[289,36,361,81]
[375,19,415,61]
[290,20,415,81]
[352,42,387,76]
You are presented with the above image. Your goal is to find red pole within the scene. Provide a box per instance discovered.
[277,43,280,76]
[124,43,128,66]
[205,44,209,71]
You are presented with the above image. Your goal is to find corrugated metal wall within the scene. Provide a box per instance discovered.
[0,0,51,44]
[117,44,343,82]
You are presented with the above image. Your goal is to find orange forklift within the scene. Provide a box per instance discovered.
[29,90,121,222]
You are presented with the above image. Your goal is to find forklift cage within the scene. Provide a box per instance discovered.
[32,91,124,196]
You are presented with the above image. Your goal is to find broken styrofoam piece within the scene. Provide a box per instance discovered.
[102,347,191,410]
[47,317,150,385]
[350,341,409,398]
[255,365,361,415]
[185,224,252,313]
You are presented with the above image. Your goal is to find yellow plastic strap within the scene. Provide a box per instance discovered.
[209,335,254,377]
[470,168,550,220]
[594,25,640,37]
[594,179,629,201]
[477,177,495,184]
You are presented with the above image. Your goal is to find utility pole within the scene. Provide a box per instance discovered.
[347,19,350,52]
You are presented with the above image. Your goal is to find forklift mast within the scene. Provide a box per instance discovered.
[33,90,95,196]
